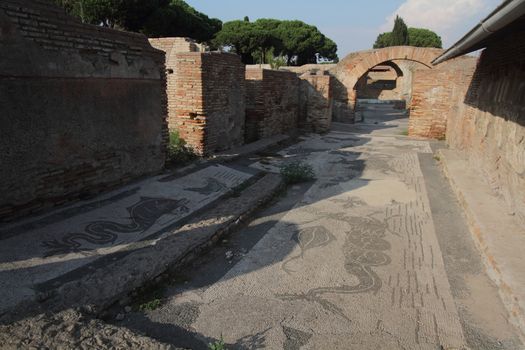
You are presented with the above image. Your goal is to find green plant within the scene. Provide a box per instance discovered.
[167,131,198,166]
[266,49,287,69]
[280,161,316,184]
[138,298,161,311]
[400,128,409,136]
[208,335,226,350]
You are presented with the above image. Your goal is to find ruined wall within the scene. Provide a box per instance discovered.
[300,73,333,133]
[245,69,300,142]
[174,52,245,155]
[446,30,525,224]
[409,57,477,139]
[0,0,167,222]
[149,38,201,130]
[149,37,202,54]
[281,64,336,75]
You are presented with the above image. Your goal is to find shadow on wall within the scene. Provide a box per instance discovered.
[299,73,333,133]
[446,25,525,223]
[330,77,353,123]
[356,78,398,100]
[244,69,300,144]
[462,49,525,129]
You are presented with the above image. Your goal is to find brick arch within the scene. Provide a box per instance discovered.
[329,46,444,121]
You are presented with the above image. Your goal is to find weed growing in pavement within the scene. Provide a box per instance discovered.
[167,130,198,166]
[132,284,164,312]
[280,161,316,184]
[209,335,226,350]
[138,298,161,311]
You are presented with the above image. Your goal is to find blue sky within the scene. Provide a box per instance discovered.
[185,0,501,58]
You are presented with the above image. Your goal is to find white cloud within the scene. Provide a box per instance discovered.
[380,0,498,47]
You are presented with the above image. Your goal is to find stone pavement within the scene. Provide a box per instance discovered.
[1,105,523,349]
[190,125,465,349]
[118,107,523,349]
[0,163,255,314]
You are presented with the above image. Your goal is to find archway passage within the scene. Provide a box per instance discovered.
[330,46,444,122]
[354,59,432,117]
[355,62,403,101]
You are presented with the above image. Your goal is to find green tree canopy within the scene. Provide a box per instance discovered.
[213,18,338,65]
[53,0,222,42]
[407,28,442,48]
[391,15,409,46]
[213,20,276,64]
[373,16,442,49]
[373,32,393,49]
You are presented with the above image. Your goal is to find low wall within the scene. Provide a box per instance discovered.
[245,69,300,142]
[281,64,336,75]
[446,30,525,224]
[409,57,477,139]
[174,52,245,155]
[0,0,167,222]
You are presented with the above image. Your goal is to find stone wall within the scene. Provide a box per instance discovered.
[0,0,167,222]
[174,52,245,155]
[409,57,477,139]
[446,29,525,224]
[149,37,201,130]
[300,73,333,133]
[245,69,300,142]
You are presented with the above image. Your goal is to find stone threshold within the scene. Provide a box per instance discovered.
[438,148,525,340]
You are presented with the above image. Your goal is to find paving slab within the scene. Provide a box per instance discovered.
[0,164,253,314]
[438,148,525,339]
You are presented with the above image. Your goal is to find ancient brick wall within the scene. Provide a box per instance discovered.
[0,0,167,222]
[409,57,476,139]
[174,52,245,155]
[300,73,333,133]
[446,29,525,224]
[149,38,201,130]
[245,69,300,142]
